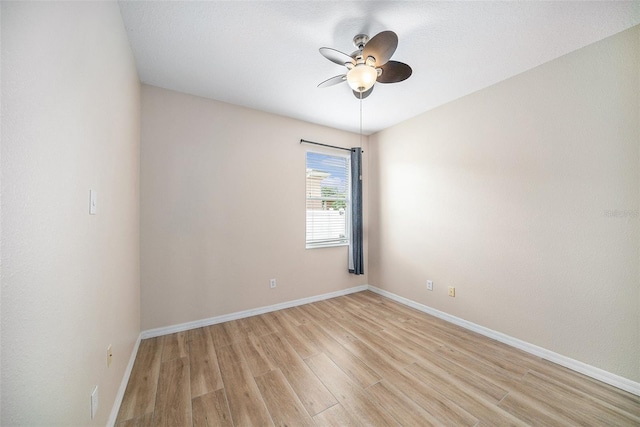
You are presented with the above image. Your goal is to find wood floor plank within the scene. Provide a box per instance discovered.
[520,370,640,426]
[300,322,381,389]
[313,300,338,319]
[352,291,388,306]
[117,337,162,422]
[188,327,208,342]
[299,301,333,321]
[217,319,249,344]
[310,316,359,347]
[262,311,320,359]
[384,318,448,353]
[161,331,188,361]
[281,306,314,325]
[305,352,400,426]
[377,325,446,364]
[337,332,478,426]
[499,368,638,426]
[507,374,615,425]
[406,362,527,426]
[277,307,304,326]
[239,314,277,337]
[207,323,234,348]
[254,369,315,426]
[115,413,154,427]
[313,404,361,426]
[388,315,525,392]
[237,335,276,377]
[531,360,640,417]
[216,343,274,426]
[340,293,374,308]
[312,299,352,322]
[375,295,432,322]
[258,332,337,416]
[257,314,279,331]
[403,316,530,378]
[497,390,578,427]
[328,291,407,324]
[336,300,388,332]
[189,334,223,397]
[334,316,415,367]
[192,389,233,427]
[340,301,387,331]
[153,357,192,427]
[433,338,521,388]
[419,347,509,403]
[366,380,441,426]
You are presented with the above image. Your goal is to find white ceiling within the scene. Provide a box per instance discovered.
[118,1,640,135]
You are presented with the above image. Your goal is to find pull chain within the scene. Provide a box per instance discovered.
[359,91,363,181]
[359,91,363,149]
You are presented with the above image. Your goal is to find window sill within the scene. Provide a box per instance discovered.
[306,242,349,249]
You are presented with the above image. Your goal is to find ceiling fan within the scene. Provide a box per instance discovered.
[318,30,412,99]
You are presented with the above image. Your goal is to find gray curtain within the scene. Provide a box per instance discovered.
[349,148,364,275]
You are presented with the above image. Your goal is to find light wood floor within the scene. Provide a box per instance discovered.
[116,291,640,426]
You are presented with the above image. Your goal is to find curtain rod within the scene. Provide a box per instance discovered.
[300,139,363,153]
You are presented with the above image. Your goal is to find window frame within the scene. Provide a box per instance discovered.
[305,150,351,249]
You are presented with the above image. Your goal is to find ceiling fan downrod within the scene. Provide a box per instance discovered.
[352,34,369,52]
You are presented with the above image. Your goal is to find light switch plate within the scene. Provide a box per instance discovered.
[89,190,97,215]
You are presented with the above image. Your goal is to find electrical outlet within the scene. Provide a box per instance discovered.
[426,280,433,291]
[91,386,98,419]
[448,287,456,297]
[107,344,113,368]
[269,278,276,289]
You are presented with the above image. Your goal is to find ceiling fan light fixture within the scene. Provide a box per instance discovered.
[347,64,377,92]
[318,30,410,98]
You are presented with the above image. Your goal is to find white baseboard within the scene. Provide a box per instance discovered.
[367,285,640,397]
[140,285,368,339]
[107,333,142,427]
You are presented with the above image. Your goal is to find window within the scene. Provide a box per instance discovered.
[306,151,350,248]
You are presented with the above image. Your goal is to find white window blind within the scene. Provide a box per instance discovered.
[306,151,351,248]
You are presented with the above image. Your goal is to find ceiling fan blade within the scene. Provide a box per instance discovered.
[362,31,398,67]
[319,47,356,66]
[377,61,412,83]
[352,85,374,99]
[318,74,347,88]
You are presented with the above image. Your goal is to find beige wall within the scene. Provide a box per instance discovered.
[369,26,640,382]
[1,2,140,425]
[140,85,368,330]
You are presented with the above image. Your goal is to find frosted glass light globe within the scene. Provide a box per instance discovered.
[346,64,377,92]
